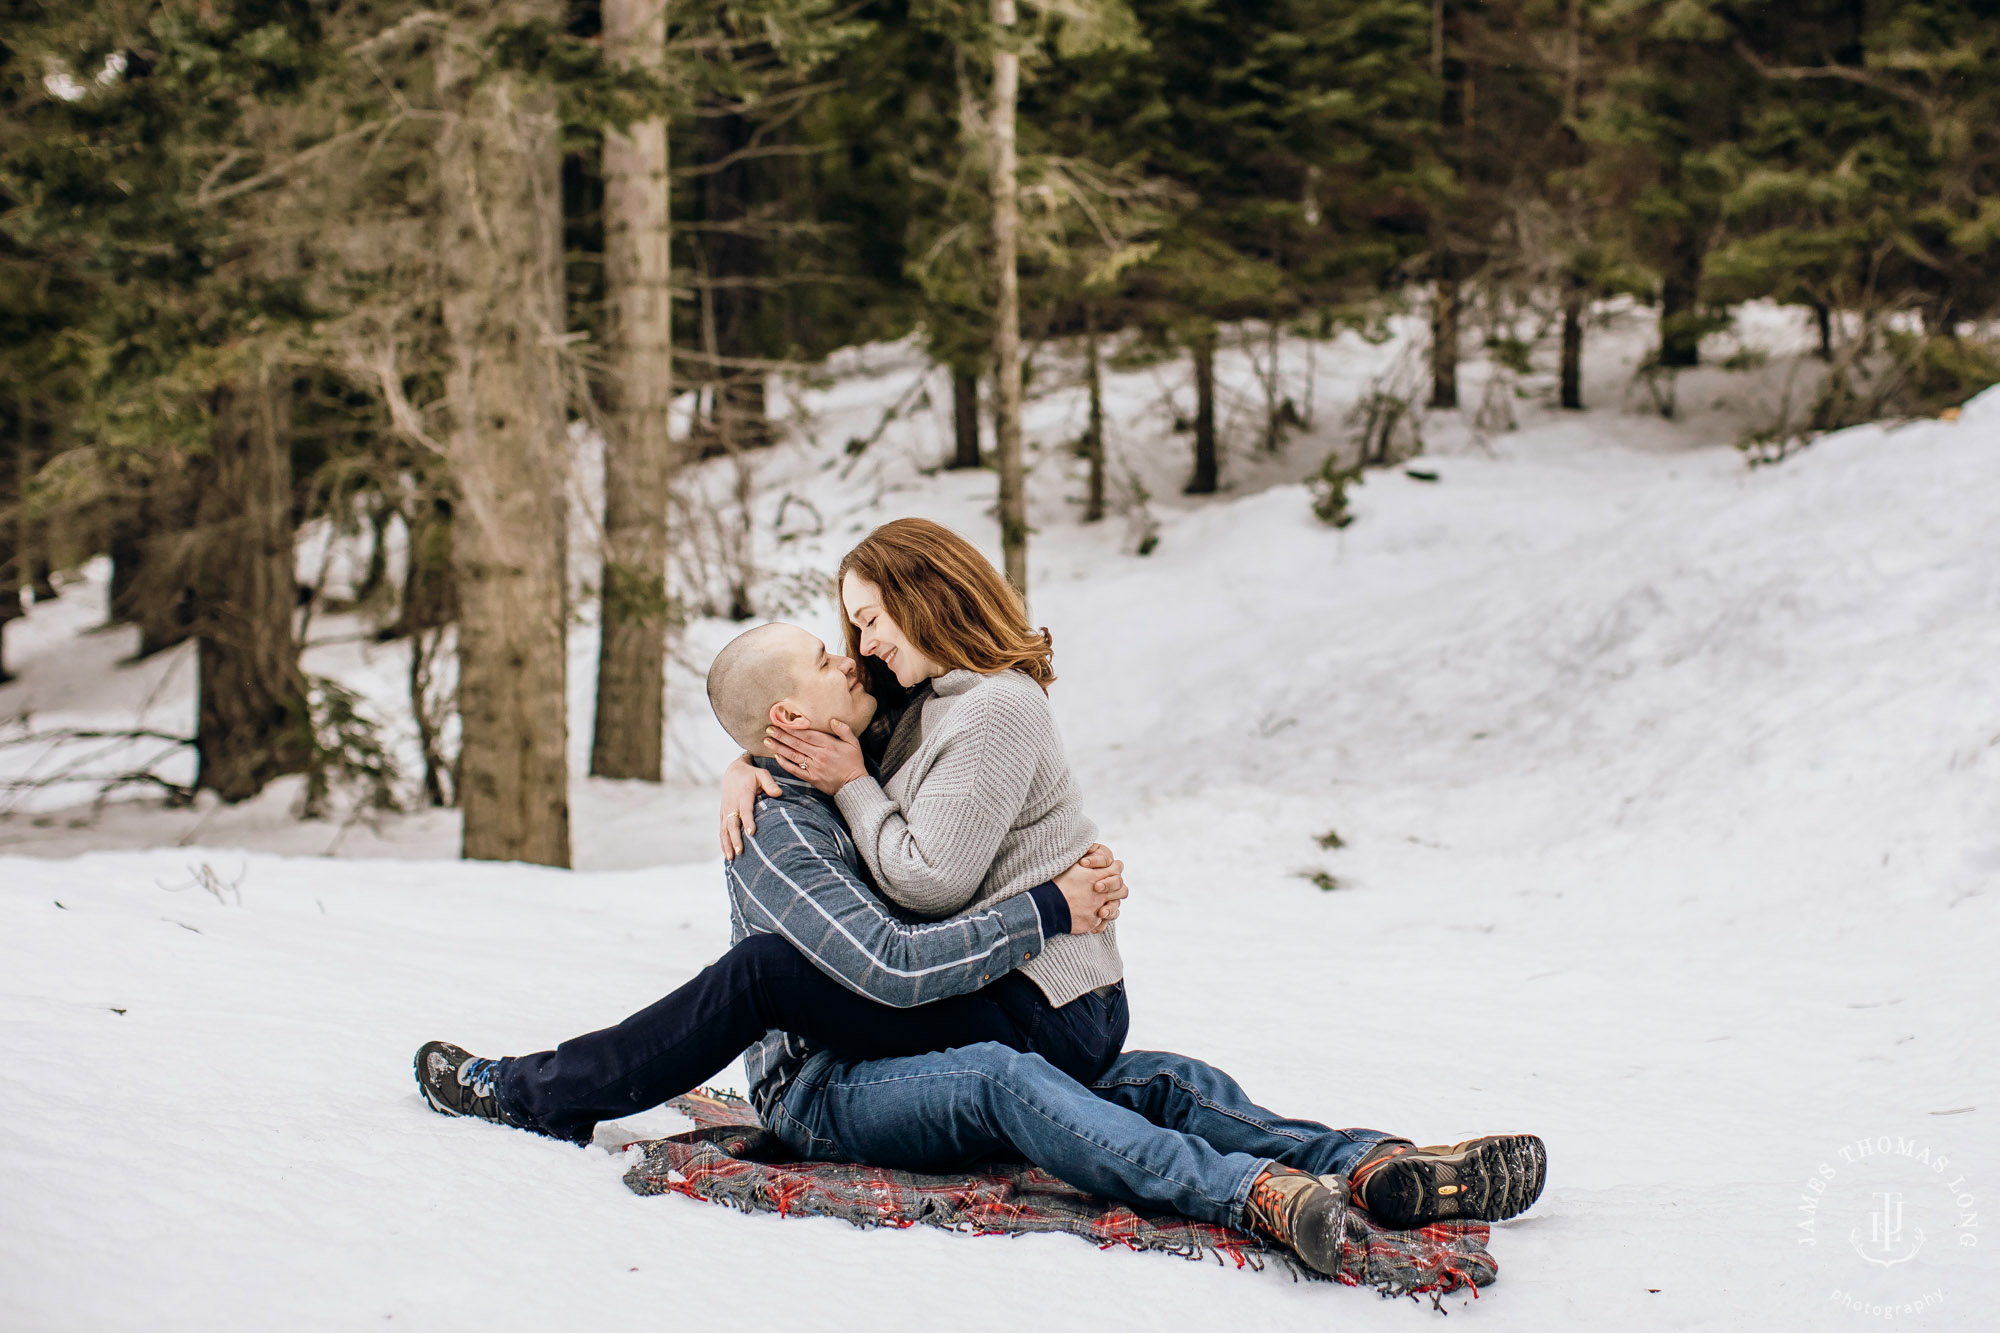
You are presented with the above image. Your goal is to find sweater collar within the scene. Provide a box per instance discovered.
[928,668,989,697]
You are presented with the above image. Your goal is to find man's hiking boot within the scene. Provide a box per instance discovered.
[414,1040,514,1127]
[1244,1165,1350,1276]
[1349,1134,1547,1229]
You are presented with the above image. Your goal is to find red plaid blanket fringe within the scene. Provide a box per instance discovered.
[622,1089,1496,1301]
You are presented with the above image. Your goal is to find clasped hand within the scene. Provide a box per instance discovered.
[1055,843,1126,934]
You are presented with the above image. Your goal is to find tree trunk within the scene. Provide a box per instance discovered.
[691,103,770,457]
[0,576,16,685]
[1262,318,1283,451]
[1428,264,1461,409]
[436,28,572,868]
[1427,0,1465,414]
[1560,275,1586,410]
[1658,238,1702,368]
[591,0,674,784]
[108,516,141,629]
[714,375,768,451]
[191,367,311,803]
[393,494,458,635]
[0,399,21,683]
[356,500,392,604]
[110,461,198,659]
[949,366,982,469]
[1921,297,1957,340]
[990,0,1028,599]
[1083,308,1105,523]
[410,622,454,809]
[14,393,57,602]
[1808,300,1832,360]
[1184,329,1219,495]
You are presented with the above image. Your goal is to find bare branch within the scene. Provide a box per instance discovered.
[667,348,814,372]
[1733,41,1935,108]
[0,725,192,747]
[672,142,843,180]
[671,272,856,292]
[353,340,449,457]
[194,149,247,205]
[348,9,451,58]
[191,117,403,210]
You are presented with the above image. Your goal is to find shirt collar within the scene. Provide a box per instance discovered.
[749,755,835,808]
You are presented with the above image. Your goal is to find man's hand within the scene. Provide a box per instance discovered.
[765,717,869,796]
[719,754,783,859]
[1054,843,1126,935]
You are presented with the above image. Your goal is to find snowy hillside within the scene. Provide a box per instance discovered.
[2,307,1997,1330]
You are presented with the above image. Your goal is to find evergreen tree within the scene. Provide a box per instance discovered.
[1707,0,2000,421]
[4,1,328,798]
[1046,0,1434,492]
[1582,1,1754,374]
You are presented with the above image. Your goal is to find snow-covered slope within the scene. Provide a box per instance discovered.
[2,309,1996,1330]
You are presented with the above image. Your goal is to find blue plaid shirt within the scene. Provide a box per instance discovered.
[726,761,1049,1119]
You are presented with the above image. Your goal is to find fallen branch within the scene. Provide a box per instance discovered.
[0,726,196,815]
[158,861,246,907]
[0,725,191,747]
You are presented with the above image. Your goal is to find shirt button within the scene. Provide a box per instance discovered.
[981,974,990,982]
[1023,952,1033,961]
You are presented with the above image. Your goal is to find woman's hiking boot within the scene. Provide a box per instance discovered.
[1243,1165,1350,1276]
[414,1041,515,1127]
[1348,1134,1547,1229]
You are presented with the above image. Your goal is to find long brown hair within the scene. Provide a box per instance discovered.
[836,518,1055,697]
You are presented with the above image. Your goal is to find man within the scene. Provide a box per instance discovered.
[419,624,1545,1275]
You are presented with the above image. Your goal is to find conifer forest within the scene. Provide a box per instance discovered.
[4,1,1998,863]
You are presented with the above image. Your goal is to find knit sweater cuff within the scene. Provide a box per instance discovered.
[832,774,898,845]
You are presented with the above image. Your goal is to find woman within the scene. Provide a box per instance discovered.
[723,517,1125,1028]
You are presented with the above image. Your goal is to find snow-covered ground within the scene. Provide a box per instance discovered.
[3,305,1997,1330]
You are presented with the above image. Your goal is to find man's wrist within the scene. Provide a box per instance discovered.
[1026,880,1070,937]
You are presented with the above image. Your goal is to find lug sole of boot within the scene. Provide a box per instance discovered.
[1362,1134,1546,1229]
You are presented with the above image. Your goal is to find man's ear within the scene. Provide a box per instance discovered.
[769,700,811,731]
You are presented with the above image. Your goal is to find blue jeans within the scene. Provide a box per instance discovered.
[770,1044,1390,1230]
[495,933,1127,1144]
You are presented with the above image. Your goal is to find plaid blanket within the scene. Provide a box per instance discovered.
[621,1090,1497,1300]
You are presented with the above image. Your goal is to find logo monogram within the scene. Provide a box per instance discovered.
[1850,1190,1926,1267]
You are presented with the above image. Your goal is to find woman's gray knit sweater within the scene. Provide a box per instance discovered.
[833,667,1121,1007]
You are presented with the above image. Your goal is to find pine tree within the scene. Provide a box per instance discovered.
[1583,1,1754,375]
[1706,0,2000,420]
[1048,0,1434,492]
[4,2,325,798]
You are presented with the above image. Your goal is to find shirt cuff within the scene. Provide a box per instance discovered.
[1026,880,1070,938]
